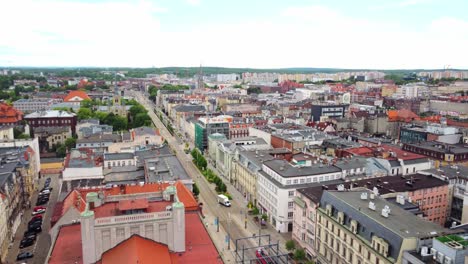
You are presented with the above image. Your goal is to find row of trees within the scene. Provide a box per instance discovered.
[190,148,230,196]
[76,99,152,131]
[148,84,190,101]
[285,240,312,263]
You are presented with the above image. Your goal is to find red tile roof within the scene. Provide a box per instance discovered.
[52,181,199,224]
[64,90,91,102]
[48,224,83,264]
[0,103,22,124]
[98,235,173,264]
[93,201,171,218]
[380,144,426,160]
[173,212,223,264]
[118,198,149,211]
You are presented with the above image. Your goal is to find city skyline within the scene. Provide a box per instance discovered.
[1,0,468,69]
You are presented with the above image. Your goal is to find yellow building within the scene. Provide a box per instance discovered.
[231,150,274,205]
[316,189,447,264]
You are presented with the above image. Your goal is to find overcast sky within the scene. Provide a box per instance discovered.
[1,0,467,69]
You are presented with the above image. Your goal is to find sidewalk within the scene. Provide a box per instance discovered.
[198,195,236,263]
[208,162,291,253]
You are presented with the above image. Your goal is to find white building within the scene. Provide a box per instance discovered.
[62,149,103,181]
[104,152,136,169]
[257,159,342,232]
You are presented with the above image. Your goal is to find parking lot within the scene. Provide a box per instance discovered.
[6,173,60,264]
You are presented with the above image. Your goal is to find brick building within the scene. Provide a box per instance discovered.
[24,110,77,136]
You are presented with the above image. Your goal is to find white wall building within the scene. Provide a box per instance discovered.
[257,159,342,233]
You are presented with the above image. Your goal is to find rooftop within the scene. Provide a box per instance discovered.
[298,173,448,204]
[48,224,83,264]
[132,126,157,137]
[322,189,448,238]
[423,165,468,180]
[97,235,172,264]
[263,159,341,178]
[64,90,91,102]
[104,152,134,161]
[404,142,468,155]
[25,110,76,118]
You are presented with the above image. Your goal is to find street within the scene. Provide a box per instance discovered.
[129,90,290,263]
[6,173,60,264]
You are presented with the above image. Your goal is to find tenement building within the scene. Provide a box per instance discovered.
[316,189,448,264]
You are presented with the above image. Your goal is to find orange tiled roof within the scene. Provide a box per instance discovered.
[98,235,173,264]
[64,90,91,102]
[48,224,83,264]
[53,181,199,223]
[0,103,22,124]
[118,198,149,211]
[387,109,419,122]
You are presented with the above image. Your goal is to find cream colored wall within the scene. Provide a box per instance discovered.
[0,198,8,263]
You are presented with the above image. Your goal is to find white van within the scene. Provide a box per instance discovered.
[217,194,231,207]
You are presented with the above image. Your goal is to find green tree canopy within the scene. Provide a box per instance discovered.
[77,108,93,120]
[64,137,76,150]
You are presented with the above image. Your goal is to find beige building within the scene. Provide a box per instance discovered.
[107,127,163,153]
[231,150,274,204]
[316,189,448,264]
[80,186,185,264]
[0,195,8,263]
[34,126,72,151]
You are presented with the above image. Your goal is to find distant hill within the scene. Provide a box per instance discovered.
[1,66,464,78]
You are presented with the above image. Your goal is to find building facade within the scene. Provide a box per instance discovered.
[25,110,78,136]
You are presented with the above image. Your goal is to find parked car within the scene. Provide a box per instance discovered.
[26,225,42,234]
[28,218,42,225]
[35,198,48,206]
[24,230,37,237]
[31,214,43,220]
[19,238,34,248]
[23,232,37,241]
[34,206,46,211]
[32,208,46,215]
[40,189,51,195]
[16,252,34,260]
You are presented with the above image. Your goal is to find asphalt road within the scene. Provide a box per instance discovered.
[6,174,60,264]
[129,91,260,260]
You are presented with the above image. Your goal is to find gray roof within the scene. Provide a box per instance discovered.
[333,157,367,170]
[423,165,468,180]
[104,152,134,160]
[321,189,449,260]
[238,150,275,172]
[133,126,157,137]
[402,158,430,165]
[263,159,341,178]
[78,119,100,125]
[34,126,70,134]
[25,110,76,118]
[77,134,122,144]
[173,104,206,113]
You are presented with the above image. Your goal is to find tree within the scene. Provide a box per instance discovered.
[285,240,296,252]
[56,144,67,158]
[64,138,76,150]
[129,104,147,117]
[133,112,152,128]
[111,115,128,131]
[16,133,30,139]
[77,108,93,120]
[192,183,200,197]
[293,249,306,261]
[81,99,97,109]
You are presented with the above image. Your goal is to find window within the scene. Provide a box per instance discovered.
[288,191,294,197]
[288,202,294,208]
[288,212,293,218]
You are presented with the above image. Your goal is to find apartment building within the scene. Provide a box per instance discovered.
[13,98,57,113]
[231,150,274,204]
[316,189,448,264]
[258,159,341,233]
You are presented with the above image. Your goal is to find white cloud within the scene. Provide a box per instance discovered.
[0,2,467,69]
[185,0,200,6]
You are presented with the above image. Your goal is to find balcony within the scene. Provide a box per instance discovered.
[95,211,172,226]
